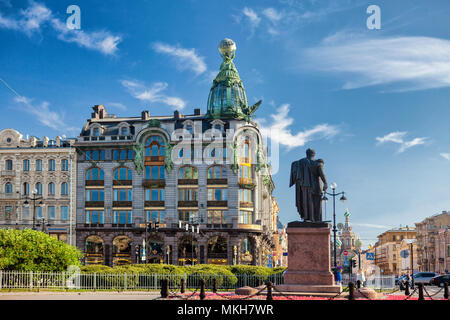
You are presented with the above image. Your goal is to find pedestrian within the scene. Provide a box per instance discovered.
[336,267,342,286]
[356,269,366,287]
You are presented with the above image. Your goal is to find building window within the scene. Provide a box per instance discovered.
[239,165,252,180]
[35,182,42,195]
[113,167,132,180]
[36,159,42,171]
[61,159,69,171]
[61,206,68,221]
[207,210,224,224]
[86,167,104,180]
[86,189,104,201]
[5,182,13,194]
[239,210,253,224]
[85,210,104,224]
[92,127,100,137]
[146,210,165,223]
[48,182,55,196]
[145,165,165,179]
[178,166,198,179]
[36,206,43,219]
[113,210,132,224]
[23,182,29,195]
[121,127,129,136]
[5,159,13,171]
[22,206,30,218]
[178,210,198,224]
[113,189,132,201]
[145,188,165,201]
[5,206,13,220]
[113,149,134,160]
[86,150,105,161]
[61,182,69,196]
[207,188,227,201]
[145,135,165,156]
[178,188,198,201]
[48,159,55,171]
[23,159,30,171]
[239,189,253,202]
[48,206,55,220]
[207,165,226,178]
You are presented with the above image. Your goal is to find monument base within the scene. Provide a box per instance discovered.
[278,221,340,294]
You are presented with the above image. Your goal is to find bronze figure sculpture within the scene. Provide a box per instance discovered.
[289,148,328,222]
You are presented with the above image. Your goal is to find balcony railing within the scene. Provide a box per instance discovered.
[207,178,227,185]
[207,200,228,207]
[112,201,132,208]
[85,180,104,187]
[144,201,165,207]
[237,224,262,231]
[239,202,254,208]
[113,180,132,186]
[178,179,198,185]
[178,201,198,208]
[143,179,165,188]
[1,171,15,176]
[85,201,105,208]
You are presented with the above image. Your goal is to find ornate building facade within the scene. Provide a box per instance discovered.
[0,129,77,244]
[75,39,276,267]
[415,211,450,273]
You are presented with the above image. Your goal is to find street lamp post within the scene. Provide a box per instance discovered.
[23,189,44,231]
[322,182,347,268]
[178,221,200,266]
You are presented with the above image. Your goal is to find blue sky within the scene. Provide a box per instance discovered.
[1,0,450,248]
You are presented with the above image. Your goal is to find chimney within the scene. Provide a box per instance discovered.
[141,110,150,120]
[174,110,180,119]
[43,136,49,147]
[92,105,107,119]
[194,108,201,115]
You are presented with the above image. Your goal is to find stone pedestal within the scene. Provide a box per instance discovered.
[276,221,341,294]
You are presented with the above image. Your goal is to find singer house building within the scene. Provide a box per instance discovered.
[74,39,277,267]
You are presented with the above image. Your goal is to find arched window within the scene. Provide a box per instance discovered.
[5,182,13,194]
[85,235,104,265]
[36,159,42,171]
[86,167,104,180]
[23,182,29,195]
[113,235,132,266]
[35,182,42,195]
[240,237,254,265]
[48,182,55,195]
[145,135,165,156]
[178,166,198,179]
[113,167,132,180]
[207,165,226,179]
[207,236,228,264]
[61,182,69,195]
[178,236,198,265]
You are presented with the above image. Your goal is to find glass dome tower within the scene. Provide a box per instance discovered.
[206,39,251,120]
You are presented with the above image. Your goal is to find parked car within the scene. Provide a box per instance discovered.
[430,274,450,287]
[413,272,439,285]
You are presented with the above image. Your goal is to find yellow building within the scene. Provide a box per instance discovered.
[373,226,416,275]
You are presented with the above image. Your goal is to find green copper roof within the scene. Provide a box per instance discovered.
[206,39,261,122]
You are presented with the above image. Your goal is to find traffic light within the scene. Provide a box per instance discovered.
[351,259,356,268]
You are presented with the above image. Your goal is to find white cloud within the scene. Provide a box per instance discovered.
[0,2,121,55]
[153,42,207,76]
[305,34,450,91]
[13,96,77,133]
[0,76,76,133]
[440,153,450,160]
[262,8,283,22]
[121,80,186,110]
[376,131,427,153]
[256,104,339,149]
[107,102,127,111]
[243,7,261,27]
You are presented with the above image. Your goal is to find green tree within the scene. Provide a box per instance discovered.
[0,229,83,271]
